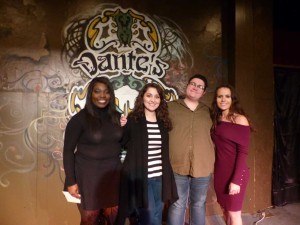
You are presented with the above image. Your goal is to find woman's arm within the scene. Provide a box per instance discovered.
[63,115,83,188]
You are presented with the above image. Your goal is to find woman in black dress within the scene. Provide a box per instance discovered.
[63,77,123,225]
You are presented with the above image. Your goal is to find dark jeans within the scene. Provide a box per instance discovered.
[137,176,164,225]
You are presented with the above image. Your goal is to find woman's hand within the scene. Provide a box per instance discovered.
[228,182,240,195]
[120,115,127,127]
[68,184,81,199]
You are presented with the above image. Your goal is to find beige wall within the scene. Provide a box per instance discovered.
[0,0,273,224]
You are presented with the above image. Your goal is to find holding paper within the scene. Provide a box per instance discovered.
[62,191,81,204]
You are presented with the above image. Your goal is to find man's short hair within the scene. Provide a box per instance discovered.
[188,74,208,90]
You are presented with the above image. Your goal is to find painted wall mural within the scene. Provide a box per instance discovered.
[0,1,222,223]
[0,3,197,188]
[62,5,194,117]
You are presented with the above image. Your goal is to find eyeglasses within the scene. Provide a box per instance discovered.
[188,82,205,90]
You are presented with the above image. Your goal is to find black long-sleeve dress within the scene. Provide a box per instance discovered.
[63,108,123,210]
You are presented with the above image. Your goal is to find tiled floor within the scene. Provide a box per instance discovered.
[206,203,300,225]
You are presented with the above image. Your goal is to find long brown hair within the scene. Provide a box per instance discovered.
[129,82,172,131]
[210,84,254,131]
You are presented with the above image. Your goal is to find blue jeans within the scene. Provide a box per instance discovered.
[168,173,211,225]
[137,176,164,225]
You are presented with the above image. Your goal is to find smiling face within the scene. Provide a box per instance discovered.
[143,87,161,113]
[185,78,206,101]
[91,82,111,108]
[216,87,232,114]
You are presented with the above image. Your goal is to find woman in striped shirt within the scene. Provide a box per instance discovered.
[116,83,178,225]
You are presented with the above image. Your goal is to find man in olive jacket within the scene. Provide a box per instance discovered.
[168,74,215,225]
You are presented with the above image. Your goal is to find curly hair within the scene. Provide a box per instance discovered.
[84,76,120,127]
[210,84,254,131]
[129,82,172,131]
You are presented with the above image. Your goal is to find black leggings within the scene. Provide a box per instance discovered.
[78,207,101,225]
[78,205,117,225]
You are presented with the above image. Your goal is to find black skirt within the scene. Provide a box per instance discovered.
[75,155,122,210]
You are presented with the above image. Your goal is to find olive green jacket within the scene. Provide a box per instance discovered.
[168,99,215,177]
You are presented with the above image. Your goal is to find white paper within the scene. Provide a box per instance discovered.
[62,191,81,203]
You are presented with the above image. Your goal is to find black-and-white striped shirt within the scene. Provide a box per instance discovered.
[147,122,162,178]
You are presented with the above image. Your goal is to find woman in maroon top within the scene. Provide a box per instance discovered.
[210,84,254,225]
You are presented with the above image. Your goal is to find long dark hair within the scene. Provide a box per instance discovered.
[84,77,120,127]
[129,82,172,131]
[211,84,254,131]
